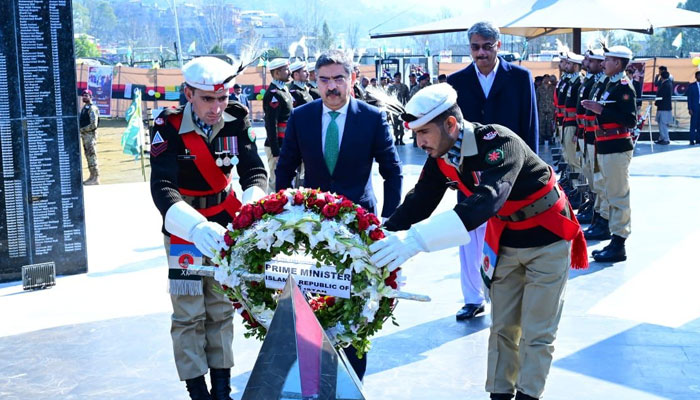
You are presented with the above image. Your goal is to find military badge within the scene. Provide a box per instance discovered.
[248,127,256,141]
[155,117,164,125]
[483,130,498,141]
[485,148,504,165]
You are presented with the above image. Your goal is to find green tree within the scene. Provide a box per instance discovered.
[266,48,284,59]
[74,35,100,58]
[89,1,117,41]
[318,21,335,51]
[72,1,90,34]
[209,44,224,54]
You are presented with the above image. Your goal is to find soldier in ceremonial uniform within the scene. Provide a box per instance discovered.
[307,64,321,100]
[388,72,410,145]
[575,49,606,224]
[561,53,584,199]
[263,58,293,192]
[553,55,569,144]
[371,84,587,400]
[288,60,314,107]
[79,89,100,185]
[581,46,636,263]
[150,56,268,400]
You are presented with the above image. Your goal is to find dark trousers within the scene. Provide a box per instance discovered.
[691,111,700,143]
[343,346,367,380]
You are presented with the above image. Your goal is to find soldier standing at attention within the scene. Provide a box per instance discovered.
[263,59,293,192]
[79,89,100,185]
[581,46,637,263]
[288,60,314,107]
[150,56,267,400]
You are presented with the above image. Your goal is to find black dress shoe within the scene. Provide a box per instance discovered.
[593,236,627,263]
[515,392,539,400]
[657,140,670,145]
[456,303,486,320]
[490,393,515,400]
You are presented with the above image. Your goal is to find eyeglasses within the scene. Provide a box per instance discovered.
[318,75,349,86]
[470,42,496,52]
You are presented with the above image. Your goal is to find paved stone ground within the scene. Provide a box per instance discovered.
[3,125,699,399]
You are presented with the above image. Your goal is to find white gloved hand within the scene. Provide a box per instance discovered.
[241,185,266,204]
[189,221,227,258]
[369,229,426,271]
[165,201,227,259]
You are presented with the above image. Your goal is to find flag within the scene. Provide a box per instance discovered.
[121,88,144,157]
[672,32,682,49]
[188,41,196,53]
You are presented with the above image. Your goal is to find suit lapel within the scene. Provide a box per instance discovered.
[333,98,359,177]
[487,57,510,99]
[465,64,486,102]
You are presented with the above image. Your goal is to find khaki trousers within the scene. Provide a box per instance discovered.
[587,144,609,219]
[597,150,633,238]
[580,139,592,191]
[265,146,278,193]
[164,237,234,381]
[486,240,570,398]
[562,126,581,172]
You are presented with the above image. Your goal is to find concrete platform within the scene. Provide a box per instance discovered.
[2,138,700,399]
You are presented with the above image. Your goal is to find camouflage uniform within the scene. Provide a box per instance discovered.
[79,102,100,183]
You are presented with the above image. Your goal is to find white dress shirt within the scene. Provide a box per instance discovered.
[321,100,350,155]
[475,57,500,98]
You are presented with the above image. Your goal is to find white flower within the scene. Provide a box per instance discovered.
[215,268,240,288]
[347,246,366,260]
[297,221,315,237]
[342,212,355,225]
[274,229,296,247]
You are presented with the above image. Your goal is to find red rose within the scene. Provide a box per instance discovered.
[219,250,227,258]
[232,211,254,229]
[252,204,264,219]
[324,193,337,203]
[340,199,354,209]
[357,214,370,231]
[222,285,230,291]
[293,192,305,205]
[369,228,385,241]
[232,302,242,309]
[241,310,251,321]
[355,207,367,216]
[385,269,398,289]
[306,197,326,209]
[322,203,341,218]
[367,213,380,226]
[250,281,258,287]
[263,197,285,214]
[223,233,234,246]
[325,296,336,307]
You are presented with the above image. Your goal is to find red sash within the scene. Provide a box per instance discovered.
[436,158,588,285]
[168,113,242,218]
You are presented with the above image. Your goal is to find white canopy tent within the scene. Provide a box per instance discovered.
[370,0,700,52]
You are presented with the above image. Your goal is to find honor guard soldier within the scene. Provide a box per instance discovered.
[561,53,584,199]
[263,58,293,191]
[307,64,321,100]
[288,60,314,107]
[79,89,100,185]
[575,49,606,224]
[370,83,588,400]
[581,46,636,263]
[150,56,268,400]
[553,55,569,143]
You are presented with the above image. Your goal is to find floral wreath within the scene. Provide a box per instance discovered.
[212,188,404,355]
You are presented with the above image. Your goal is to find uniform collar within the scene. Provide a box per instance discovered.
[308,81,318,88]
[442,121,477,167]
[179,102,235,139]
[292,80,307,89]
[609,71,626,83]
[272,80,287,89]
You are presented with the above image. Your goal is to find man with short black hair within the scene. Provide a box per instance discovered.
[150,56,267,400]
[654,70,673,145]
[262,59,294,192]
[79,89,100,185]
[438,73,447,83]
[372,83,586,400]
[581,46,637,263]
[275,50,403,381]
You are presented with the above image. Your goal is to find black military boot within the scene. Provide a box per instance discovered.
[490,393,514,400]
[210,368,232,400]
[514,391,539,400]
[576,198,594,224]
[584,217,610,240]
[593,235,627,263]
[185,376,211,400]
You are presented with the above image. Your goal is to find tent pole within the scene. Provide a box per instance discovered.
[573,28,581,53]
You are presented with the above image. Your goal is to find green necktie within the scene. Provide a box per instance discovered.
[324,111,340,174]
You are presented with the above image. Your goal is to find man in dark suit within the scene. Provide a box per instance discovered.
[275,50,403,380]
[446,21,539,322]
[687,70,700,145]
